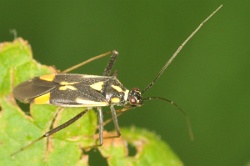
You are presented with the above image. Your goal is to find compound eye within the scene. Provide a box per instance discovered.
[129,96,137,105]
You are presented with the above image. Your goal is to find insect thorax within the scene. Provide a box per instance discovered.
[103,77,142,107]
[102,77,129,106]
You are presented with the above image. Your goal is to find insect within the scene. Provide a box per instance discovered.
[11,5,222,156]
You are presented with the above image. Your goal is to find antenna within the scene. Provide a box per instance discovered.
[142,5,223,94]
[144,97,194,140]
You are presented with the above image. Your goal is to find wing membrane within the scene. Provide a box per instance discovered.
[13,77,57,103]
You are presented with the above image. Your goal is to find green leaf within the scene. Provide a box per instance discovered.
[98,128,183,166]
[0,38,183,166]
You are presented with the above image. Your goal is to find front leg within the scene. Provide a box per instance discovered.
[102,50,119,76]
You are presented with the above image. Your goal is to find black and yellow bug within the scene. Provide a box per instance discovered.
[11,5,222,156]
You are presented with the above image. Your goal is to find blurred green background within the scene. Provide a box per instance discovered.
[1,1,249,166]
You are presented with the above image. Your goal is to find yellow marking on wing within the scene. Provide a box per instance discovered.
[39,74,55,81]
[60,81,78,85]
[90,81,104,91]
[111,85,123,92]
[59,85,77,91]
[75,98,108,106]
[33,93,50,104]
[111,97,120,103]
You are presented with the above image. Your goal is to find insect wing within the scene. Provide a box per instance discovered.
[49,80,109,107]
[50,74,113,107]
[13,77,57,103]
[13,74,112,107]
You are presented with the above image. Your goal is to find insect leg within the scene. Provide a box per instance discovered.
[108,105,121,138]
[101,107,132,139]
[85,106,121,149]
[80,107,104,150]
[103,107,130,127]
[11,109,88,156]
[62,51,113,73]
[102,50,119,76]
[96,107,104,146]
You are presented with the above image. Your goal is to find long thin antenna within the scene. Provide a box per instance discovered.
[142,5,223,94]
[144,97,194,140]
